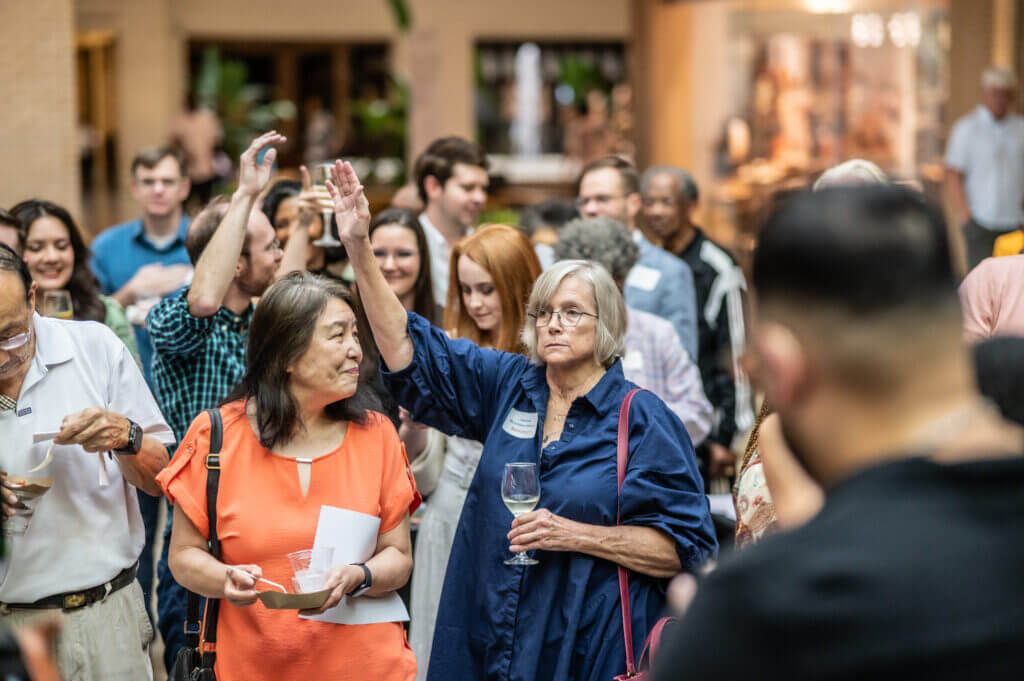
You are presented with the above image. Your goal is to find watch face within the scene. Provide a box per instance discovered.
[130,422,143,452]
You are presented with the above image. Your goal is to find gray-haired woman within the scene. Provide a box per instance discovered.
[327,160,716,681]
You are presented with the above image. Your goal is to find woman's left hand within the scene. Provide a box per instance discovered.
[300,564,366,616]
[508,509,580,554]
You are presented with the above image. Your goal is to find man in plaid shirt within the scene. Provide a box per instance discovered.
[146,131,293,671]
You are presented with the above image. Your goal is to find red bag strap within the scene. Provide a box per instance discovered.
[617,388,644,678]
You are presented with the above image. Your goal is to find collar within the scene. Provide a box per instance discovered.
[519,360,627,417]
[215,303,254,332]
[31,314,75,368]
[678,227,706,259]
[18,314,76,399]
[418,213,449,249]
[132,215,190,251]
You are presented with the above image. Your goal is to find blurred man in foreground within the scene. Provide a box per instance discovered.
[654,187,1024,681]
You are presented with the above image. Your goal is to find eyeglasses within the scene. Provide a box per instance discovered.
[241,238,283,256]
[0,327,31,352]
[530,308,598,327]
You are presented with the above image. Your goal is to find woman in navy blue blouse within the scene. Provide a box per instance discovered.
[328,161,717,681]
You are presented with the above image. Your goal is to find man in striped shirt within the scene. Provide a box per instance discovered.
[641,166,754,485]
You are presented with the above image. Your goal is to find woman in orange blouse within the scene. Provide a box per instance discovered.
[158,272,419,681]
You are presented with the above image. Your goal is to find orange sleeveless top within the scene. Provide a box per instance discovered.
[157,400,419,681]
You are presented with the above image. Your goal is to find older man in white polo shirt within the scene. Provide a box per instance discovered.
[0,244,172,680]
[946,66,1024,270]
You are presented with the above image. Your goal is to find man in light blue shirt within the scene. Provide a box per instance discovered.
[91,146,194,386]
[576,156,699,361]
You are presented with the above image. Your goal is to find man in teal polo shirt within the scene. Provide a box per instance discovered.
[89,145,193,628]
[90,146,194,387]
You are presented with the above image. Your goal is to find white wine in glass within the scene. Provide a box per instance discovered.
[311,162,343,248]
[41,290,73,320]
[502,462,540,566]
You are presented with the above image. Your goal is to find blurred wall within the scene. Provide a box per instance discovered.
[1,0,82,219]
[72,0,629,226]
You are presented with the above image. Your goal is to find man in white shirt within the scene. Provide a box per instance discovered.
[945,66,1024,270]
[0,244,173,680]
[413,137,489,305]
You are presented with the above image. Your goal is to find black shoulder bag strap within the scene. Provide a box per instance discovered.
[182,408,223,673]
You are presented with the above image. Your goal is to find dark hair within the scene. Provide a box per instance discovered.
[577,155,640,196]
[0,210,24,254]
[262,180,302,226]
[518,199,579,237]
[185,196,239,265]
[368,207,438,324]
[131,146,187,178]
[752,186,957,315]
[0,243,32,300]
[224,272,373,448]
[973,337,1024,427]
[413,136,489,204]
[10,200,106,323]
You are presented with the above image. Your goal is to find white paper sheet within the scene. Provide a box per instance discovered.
[299,505,410,625]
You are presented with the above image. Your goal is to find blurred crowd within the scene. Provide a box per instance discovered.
[1,64,1024,681]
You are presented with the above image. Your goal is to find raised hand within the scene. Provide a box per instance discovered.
[237,131,287,198]
[326,160,370,243]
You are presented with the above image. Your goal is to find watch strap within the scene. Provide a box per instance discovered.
[350,562,372,597]
[114,419,142,455]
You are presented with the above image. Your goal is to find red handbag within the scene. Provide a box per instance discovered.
[613,389,674,681]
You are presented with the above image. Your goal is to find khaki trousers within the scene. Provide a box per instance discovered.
[2,580,154,681]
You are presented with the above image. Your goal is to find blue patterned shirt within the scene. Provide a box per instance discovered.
[147,290,253,443]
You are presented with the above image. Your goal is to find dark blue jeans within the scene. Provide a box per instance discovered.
[157,508,191,673]
[136,490,161,623]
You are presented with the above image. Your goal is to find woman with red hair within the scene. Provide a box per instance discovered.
[409,224,541,679]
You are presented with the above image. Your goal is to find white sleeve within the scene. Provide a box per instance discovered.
[945,118,971,171]
[104,334,175,446]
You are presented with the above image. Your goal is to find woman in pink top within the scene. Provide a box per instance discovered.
[959,254,1024,340]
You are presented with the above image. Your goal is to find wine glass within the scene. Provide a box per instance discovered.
[311,162,343,248]
[41,290,73,320]
[502,462,540,566]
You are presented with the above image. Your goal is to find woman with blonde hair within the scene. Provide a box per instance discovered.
[410,223,542,679]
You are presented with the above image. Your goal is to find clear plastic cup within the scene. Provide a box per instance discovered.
[288,547,333,593]
[4,477,52,536]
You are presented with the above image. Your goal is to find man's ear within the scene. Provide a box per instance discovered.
[178,176,192,203]
[424,175,443,202]
[626,192,643,220]
[755,322,810,411]
[27,281,37,315]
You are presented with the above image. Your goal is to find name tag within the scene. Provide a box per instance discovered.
[622,351,645,373]
[502,408,538,439]
[625,265,662,292]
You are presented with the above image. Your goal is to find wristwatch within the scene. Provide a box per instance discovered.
[350,562,372,597]
[114,419,143,456]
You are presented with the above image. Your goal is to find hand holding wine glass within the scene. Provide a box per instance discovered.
[502,462,540,566]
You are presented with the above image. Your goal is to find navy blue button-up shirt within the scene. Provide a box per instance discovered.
[382,312,716,681]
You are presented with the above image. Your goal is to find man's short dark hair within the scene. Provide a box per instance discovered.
[0,209,24,254]
[753,186,957,315]
[577,155,640,196]
[413,136,489,204]
[131,146,188,178]
[0,243,32,300]
[518,199,580,237]
[186,196,233,265]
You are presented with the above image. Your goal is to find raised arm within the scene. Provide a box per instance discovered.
[329,160,414,371]
[188,131,286,317]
